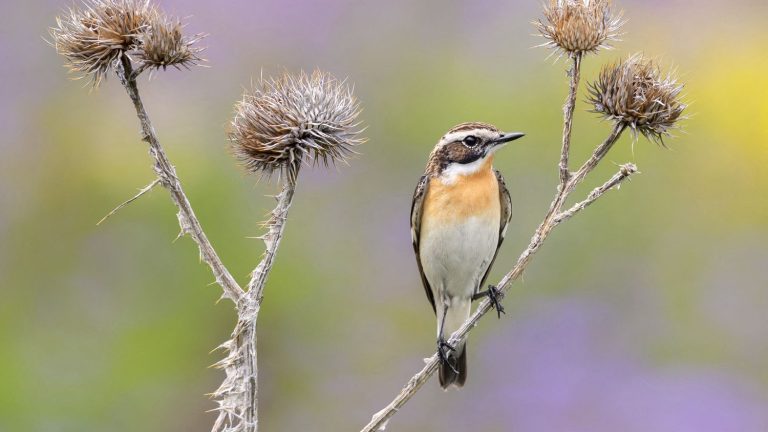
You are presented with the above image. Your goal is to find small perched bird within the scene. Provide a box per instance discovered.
[410,122,524,388]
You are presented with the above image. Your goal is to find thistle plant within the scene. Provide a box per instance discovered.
[135,15,205,71]
[230,70,364,183]
[50,0,203,85]
[535,0,624,57]
[362,1,685,430]
[534,0,625,183]
[589,55,687,144]
[215,70,364,432]
[50,1,363,432]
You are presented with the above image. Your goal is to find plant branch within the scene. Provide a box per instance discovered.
[246,173,299,301]
[96,177,160,225]
[117,54,243,303]
[559,53,581,185]
[210,173,299,432]
[361,123,629,432]
[569,122,627,187]
[554,163,638,224]
[211,307,260,432]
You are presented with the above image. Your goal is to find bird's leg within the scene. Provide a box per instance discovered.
[437,338,458,373]
[472,285,505,319]
[437,305,459,373]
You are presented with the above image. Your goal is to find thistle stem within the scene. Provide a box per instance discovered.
[117,54,279,432]
[246,172,299,300]
[212,171,299,432]
[554,163,638,224]
[117,54,243,303]
[559,53,582,186]
[569,122,626,187]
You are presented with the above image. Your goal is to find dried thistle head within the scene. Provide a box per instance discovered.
[535,0,624,57]
[50,0,204,85]
[229,70,366,182]
[135,16,205,71]
[588,54,687,143]
[50,0,156,84]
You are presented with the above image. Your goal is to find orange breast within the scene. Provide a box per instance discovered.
[422,157,500,227]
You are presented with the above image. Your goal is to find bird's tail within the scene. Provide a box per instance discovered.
[438,300,470,389]
[439,344,467,389]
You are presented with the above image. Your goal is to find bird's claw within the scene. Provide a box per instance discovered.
[437,338,459,374]
[473,285,506,319]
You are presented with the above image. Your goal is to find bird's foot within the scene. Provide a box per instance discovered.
[473,285,506,319]
[437,338,458,374]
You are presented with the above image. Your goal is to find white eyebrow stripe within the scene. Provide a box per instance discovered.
[440,129,497,144]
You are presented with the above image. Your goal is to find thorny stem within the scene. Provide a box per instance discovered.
[559,53,581,185]
[571,122,626,186]
[554,163,638,224]
[246,171,299,301]
[242,177,299,429]
[117,53,301,432]
[212,173,299,432]
[117,54,263,432]
[97,178,160,226]
[117,55,243,304]
[361,122,632,432]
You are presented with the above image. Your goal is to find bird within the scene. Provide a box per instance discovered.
[410,122,524,389]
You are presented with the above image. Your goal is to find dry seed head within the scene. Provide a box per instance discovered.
[588,54,687,143]
[50,0,203,85]
[535,0,624,56]
[229,70,366,182]
[136,16,205,70]
[50,0,156,85]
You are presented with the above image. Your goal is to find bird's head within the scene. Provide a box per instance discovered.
[427,122,524,180]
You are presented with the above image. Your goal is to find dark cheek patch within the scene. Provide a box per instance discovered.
[445,142,482,165]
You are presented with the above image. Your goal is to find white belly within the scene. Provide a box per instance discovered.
[420,215,499,304]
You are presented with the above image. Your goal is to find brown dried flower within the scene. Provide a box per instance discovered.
[50,0,203,85]
[588,54,687,143]
[50,0,155,84]
[135,16,205,70]
[536,0,624,56]
[229,70,366,182]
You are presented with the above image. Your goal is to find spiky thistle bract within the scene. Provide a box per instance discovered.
[588,54,687,143]
[535,0,624,57]
[229,70,366,183]
[50,0,204,85]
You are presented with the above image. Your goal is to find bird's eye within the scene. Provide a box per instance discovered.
[463,136,478,147]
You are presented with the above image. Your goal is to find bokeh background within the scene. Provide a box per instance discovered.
[2,0,767,431]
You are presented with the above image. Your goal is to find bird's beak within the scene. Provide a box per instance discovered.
[491,132,525,146]
[487,132,525,154]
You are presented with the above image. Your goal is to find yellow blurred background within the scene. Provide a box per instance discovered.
[1,1,767,431]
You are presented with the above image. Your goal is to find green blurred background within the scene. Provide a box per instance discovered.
[1,1,767,431]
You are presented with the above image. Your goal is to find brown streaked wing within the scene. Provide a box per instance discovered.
[410,175,436,313]
[477,169,513,291]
